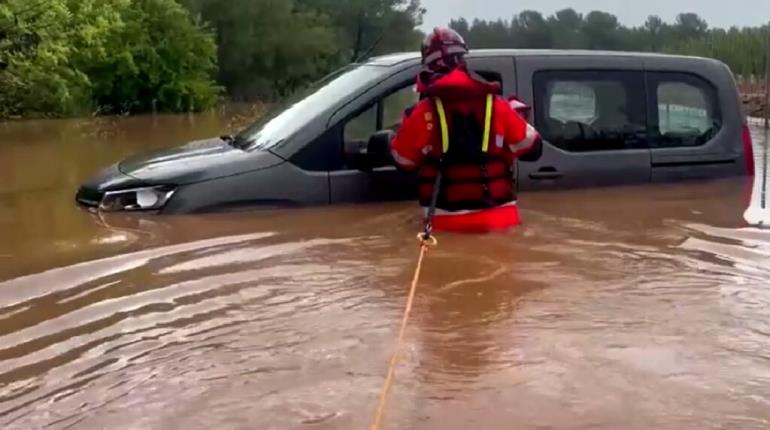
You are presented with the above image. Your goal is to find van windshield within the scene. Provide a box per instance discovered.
[235,64,387,151]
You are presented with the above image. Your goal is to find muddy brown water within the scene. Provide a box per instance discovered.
[1,112,770,430]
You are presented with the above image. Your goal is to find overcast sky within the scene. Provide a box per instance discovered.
[421,0,770,30]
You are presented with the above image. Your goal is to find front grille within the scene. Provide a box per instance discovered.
[75,186,103,207]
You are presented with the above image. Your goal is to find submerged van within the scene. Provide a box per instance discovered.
[76,49,755,214]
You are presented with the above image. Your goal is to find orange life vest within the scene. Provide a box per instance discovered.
[418,94,516,212]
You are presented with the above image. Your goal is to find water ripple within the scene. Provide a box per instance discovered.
[3,135,770,428]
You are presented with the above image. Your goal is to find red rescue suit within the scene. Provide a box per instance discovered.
[390,68,539,233]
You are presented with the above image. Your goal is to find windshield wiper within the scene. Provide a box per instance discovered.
[220,134,248,149]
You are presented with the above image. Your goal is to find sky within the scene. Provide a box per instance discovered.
[420,0,770,31]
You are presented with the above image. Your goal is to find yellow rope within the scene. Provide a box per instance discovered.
[369,233,437,430]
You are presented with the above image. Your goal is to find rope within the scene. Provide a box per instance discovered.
[369,233,437,430]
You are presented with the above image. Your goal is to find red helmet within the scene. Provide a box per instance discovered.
[421,27,468,71]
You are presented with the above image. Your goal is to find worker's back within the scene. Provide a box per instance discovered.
[389,27,540,233]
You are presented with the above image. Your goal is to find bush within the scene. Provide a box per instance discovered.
[0,0,221,119]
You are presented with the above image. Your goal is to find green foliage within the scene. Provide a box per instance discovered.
[79,0,220,114]
[450,9,770,77]
[5,1,770,120]
[0,0,220,119]
[0,0,89,117]
[0,0,424,118]
[183,0,340,101]
[182,0,425,101]
[296,0,425,62]
[2,0,424,118]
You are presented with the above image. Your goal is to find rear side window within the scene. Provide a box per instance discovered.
[648,72,721,148]
[533,70,647,152]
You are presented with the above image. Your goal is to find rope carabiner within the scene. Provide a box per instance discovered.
[417,232,438,248]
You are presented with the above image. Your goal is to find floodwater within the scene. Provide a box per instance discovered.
[1,111,770,430]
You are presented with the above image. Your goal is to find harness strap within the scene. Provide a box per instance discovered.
[434,98,450,154]
[423,169,443,239]
[482,93,493,152]
[434,93,494,154]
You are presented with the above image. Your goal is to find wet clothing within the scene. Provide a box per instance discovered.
[390,67,539,233]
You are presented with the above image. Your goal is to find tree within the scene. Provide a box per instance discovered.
[511,11,552,48]
[581,11,621,50]
[549,8,584,49]
[0,0,220,118]
[675,13,708,40]
[82,0,220,114]
[0,0,91,117]
[185,0,424,100]
[449,18,470,38]
[644,15,665,51]
[185,0,339,101]
[296,0,425,62]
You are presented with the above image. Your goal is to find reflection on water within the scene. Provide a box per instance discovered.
[1,114,770,429]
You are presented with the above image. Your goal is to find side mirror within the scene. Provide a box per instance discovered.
[344,130,395,171]
[367,130,395,159]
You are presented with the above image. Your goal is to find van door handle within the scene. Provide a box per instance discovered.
[529,167,563,180]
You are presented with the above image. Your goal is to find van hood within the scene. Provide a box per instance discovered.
[118,137,285,185]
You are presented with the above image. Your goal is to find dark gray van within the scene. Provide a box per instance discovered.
[76,49,755,214]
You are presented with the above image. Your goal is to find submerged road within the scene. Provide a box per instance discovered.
[0,114,769,429]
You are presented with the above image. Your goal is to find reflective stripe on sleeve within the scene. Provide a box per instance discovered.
[391,149,416,168]
[422,200,518,217]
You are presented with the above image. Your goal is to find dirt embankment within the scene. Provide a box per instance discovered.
[738,76,770,119]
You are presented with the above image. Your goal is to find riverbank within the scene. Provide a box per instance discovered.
[0,102,270,132]
[737,75,770,120]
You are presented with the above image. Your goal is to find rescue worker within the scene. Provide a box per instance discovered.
[390,27,541,234]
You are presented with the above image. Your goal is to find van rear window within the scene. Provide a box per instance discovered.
[533,70,647,152]
[649,73,721,148]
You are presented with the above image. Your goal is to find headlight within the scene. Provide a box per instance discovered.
[99,186,177,212]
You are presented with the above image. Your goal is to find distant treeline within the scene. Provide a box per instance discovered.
[450,10,770,77]
[3,2,769,120]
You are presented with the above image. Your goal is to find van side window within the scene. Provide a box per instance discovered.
[649,73,721,148]
[548,81,598,124]
[533,70,647,152]
[344,84,418,145]
[344,103,378,144]
[382,85,420,131]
